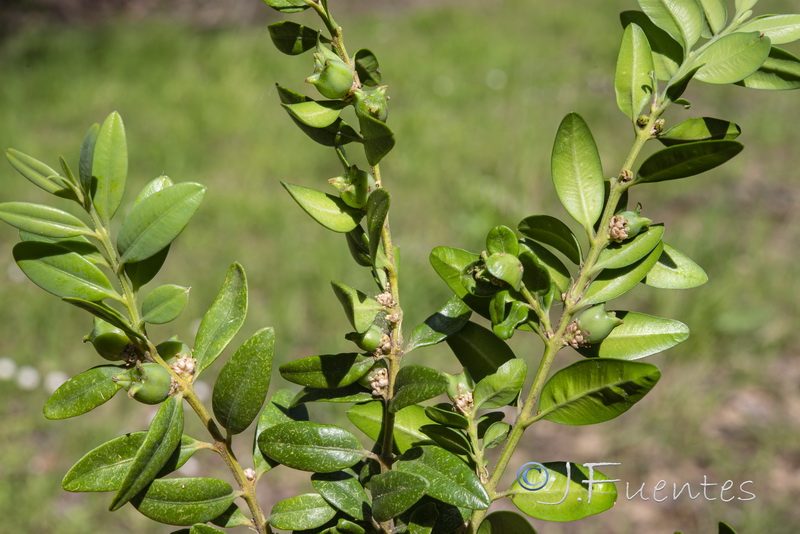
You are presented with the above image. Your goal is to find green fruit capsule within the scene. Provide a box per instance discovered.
[576,304,623,344]
[354,86,389,122]
[357,360,388,389]
[345,323,384,352]
[618,210,652,239]
[121,363,173,405]
[84,317,136,361]
[155,338,192,365]
[307,55,354,100]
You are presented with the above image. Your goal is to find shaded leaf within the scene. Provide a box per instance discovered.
[371,470,428,522]
[291,384,374,406]
[637,0,703,48]
[258,421,363,473]
[354,48,382,86]
[253,389,309,476]
[43,365,122,420]
[478,511,537,534]
[125,246,170,292]
[482,422,511,449]
[347,401,435,453]
[390,365,449,413]
[698,0,728,35]
[736,46,800,90]
[79,123,100,195]
[5,148,65,195]
[268,493,336,530]
[473,359,527,410]
[594,224,664,271]
[486,225,519,256]
[358,112,395,165]
[658,117,741,146]
[19,231,106,266]
[276,85,361,146]
[519,240,570,293]
[644,242,708,288]
[577,311,689,360]
[132,477,235,526]
[261,0,308,14]
[637,140,743,183]
[0,202,93,238]
[583,242,664,306]
[280,353,373,389]
[424,405,468,430]
[331,282,382,334]
[518,215,582,264]
[142,284,190,325]
[281,100,348,128]
[268,21,320,55]
[367,188,390,262]
[406,296,471,354]
[621,11,683,80]
[445,321,516,383]
[312,471,370,521]
[485,253,523,291]
[420,424,472,457]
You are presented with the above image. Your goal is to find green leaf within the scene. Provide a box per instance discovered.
[257,421,363,473]
[406,296,471,354]
[133,175,174,207]
[419,424,472,457]
[5,148,65,195]
[19,231,107,266]
[658,117,741,146]
[485,225,519,256]
[735,0,757,15]
[91,112,127,222]
[0,202,93,238]
[253,389,309,476]
[518,215,582,265]
[538,359,661,425]
[79,123,100,195]
[190,526,226,534]
[478,511,537,534]
[390,365,449,413]
[131,477,235,526]
[445,321,516,382]
[312,471,370,521]
[736,46,800,90]
[367,188,390,262]
[509,462,616,521]
[397,446,491,509]
[637,0,704,49]
[117,182,206,264]
[276,85,362,146]
[636,140,743,183]
[424,405,469,429]
[282,100,348,128]
[719,521,737,534]
[621,11,683,80]
[551,113,605,233]
[261,0,308,13]
[111,395,184,510]
[739,14,800,45]
[615,23,656,121]
[125,246,170,292]
[213,327,274,435]
[698,0,727,35]
[520,240,570,293]
[268,21,320,55]
[141,284,190,325]
[578,311,690,360]
[594,224,664,271]
[644,242,708,288]
[62,298,142,342]
[482,422,511,449]
[268,493,336,530]
[331,282,383,334]
[347,402,435,453]
[282,182,363,233]
[291,384,373,406]
[280,353,373,389]
[358,112,395,166]
[583,242,663,306]
[473,359,527,410]
[371,471,428,522]
[491,297,530,340]
[354,48,382,86]
[693,31,771,84]
[484,253,523,291]
[14,241,120,301]
[408,502,438,534]
[63,433,200,492]
[193,263,248,375]
[43,365,122,420]
[429,246,488,309]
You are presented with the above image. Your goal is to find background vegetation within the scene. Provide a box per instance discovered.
[0,0,798,532]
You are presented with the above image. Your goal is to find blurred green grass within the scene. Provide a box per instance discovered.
[1,0,799,532]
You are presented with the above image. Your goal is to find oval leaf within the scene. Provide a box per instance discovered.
[311,471,370,521]
[44,365,122,420]
[6,148,64,195]
[133,175,174,207]
[637,0,704,48]
[643,242,708,288]
[583,242,664,306]
[478,511,538,534]
[658,117,741,146]
[92,111,128,222]
[738,14,800,45]
[131,477,235,526]
[282,182,363,232]
[473,359,527,410]
[117,182,206,264]
[212,327,274,435]
[698,0,728,35]
[0,202,93,238]
[354,48,382,86]
[268,493,336,530]
[486,225,519,256]
[594,224,664,271]
[347,401,435,453]
[371,470,428,522]
[125,246,170,292]
[737,46,800,90]
[281,100,347,128]
[142,284,190,324]
[253,389,309,476]
[279,353,373,389]
[268,21,320,55]
[445,321,516,383]
[518,215,582,265]
[621,11,683,80]
[636,140,743,183]
[693,31,771,84]
[406,296,472,353]
[389,365,449,413]
[577,311,689,360]
[615,23,656,120]
[538,359,661,425]
[257,421,363,473]
[331,282,383,334]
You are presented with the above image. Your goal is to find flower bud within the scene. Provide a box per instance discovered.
[116,363,173,405]
[354,86,389,122]
[306,54,354,100]
[576,304,623,344]
[84,318,137,362]
[609,209,652,242]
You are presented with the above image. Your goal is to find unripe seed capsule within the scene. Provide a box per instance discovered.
[307,56,354,100]
[617,210,652,239]
[124,363,173,405]
[576,304,623,344]
[84,318,136,362]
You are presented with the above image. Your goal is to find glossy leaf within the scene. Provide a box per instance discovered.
[621,11,683,79]
[637,0,704,48]
[424,405,468,429]
[551,113,604,232]
[578,311,689,360]
[492,298,530,340]
[19,231,106,266]
[408,502,438,534]
[0,202,93,238]
[193,263,248,374]
[63,433,200,492]
[636,140,743,183]
[429,246,480,298]
[482,421,511,449]
[370,470,428,522]
[280,353,373,389]
[110,395,184,510]
[520,240,570,293]
[331,282,382,333]
[485,253,523,291]
[253,389,309,476]
[737,46,800,90]
[257,421,363,473]
[354,48,382,86]
[659,117,741,146]
[397,446,491,509]
[261,0,308,13]
[291,384,373,406]
[644,242,708,288]
[615,23,655,120]
[6,148,65,195]
[133,175,174,207]
[419,425,472,457]
[268,21,320,55]
[473,359,527,410]
[509,462,616,521]
[131,477,235,526]
[276,85,361,146]
[693,31,771,84]
[282,100,348,128]
[518,215,582,264]
[390,365,449,413]
[213,327,274,435]
[698,0,727,35]
[268,493,336,530]
[347,402,435,453]
[366,188,390,261]
[209,506,252,528]
[142,284,190,325]
[583,242,663,305]
[117,182,206,264]
[739,15,800,45]
[312,471,370,521]
[478,511,537,534]
[125,246,170,292]
[91,112,127,222]
[735,0,757,15]
[358,111,395,165]
[594,224,664,271]
[538,359,661,425]
[406,296,471,353]
[189,526,225,534]
[62,298,141,343]
[79,123,99,195]
[486,225,519,256]
[43,365,122,420]
[14,241,119,301]
[282,182,363,233]
[445,321,516,382]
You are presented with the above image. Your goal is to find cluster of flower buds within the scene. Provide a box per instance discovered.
[454,386,474,415]
[170,354,196,382]
[369,367,389,397]
[608,207,652,242]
